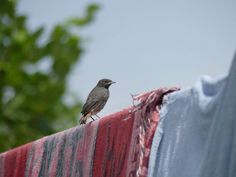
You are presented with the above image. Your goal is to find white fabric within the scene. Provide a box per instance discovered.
[148,53,236,177]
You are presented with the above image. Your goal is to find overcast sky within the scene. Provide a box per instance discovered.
[18,0,236,116]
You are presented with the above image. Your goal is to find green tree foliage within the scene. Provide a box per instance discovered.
[0,0,99,152]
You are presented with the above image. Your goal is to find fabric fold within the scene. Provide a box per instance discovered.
[0,87,178,177]
[148,53,236,177]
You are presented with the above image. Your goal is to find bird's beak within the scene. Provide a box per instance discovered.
[110,81,116,85]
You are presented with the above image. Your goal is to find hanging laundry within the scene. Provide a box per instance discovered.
[0,88,178,177]
[148,53,236,177]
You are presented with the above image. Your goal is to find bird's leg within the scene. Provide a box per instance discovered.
[95,114,101,119]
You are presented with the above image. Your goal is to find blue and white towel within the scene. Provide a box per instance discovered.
[148,53,236,177]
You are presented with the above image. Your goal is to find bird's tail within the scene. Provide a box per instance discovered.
[79,116,86,125]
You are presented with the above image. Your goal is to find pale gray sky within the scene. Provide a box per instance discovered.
[19,0,236,116]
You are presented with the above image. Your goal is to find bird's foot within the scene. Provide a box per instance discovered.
[95,114,101,119]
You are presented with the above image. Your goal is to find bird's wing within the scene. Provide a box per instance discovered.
[81,98,107,116]
[81,100,97,115]
[81,87,109,116]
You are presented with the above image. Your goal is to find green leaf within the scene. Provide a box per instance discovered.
[0,0,99,152]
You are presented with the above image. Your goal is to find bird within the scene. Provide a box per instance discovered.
[79,78,116,124]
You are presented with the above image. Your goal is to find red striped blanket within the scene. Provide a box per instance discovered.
[0,88,178,177]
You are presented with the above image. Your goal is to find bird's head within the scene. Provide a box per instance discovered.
[97,78,116,89]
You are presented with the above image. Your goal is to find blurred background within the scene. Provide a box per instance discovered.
[0,0,236,151]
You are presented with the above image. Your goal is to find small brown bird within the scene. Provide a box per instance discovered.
[79,78,115,124]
